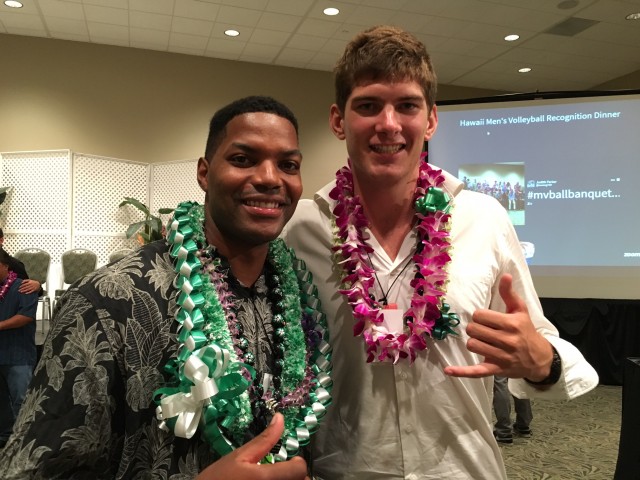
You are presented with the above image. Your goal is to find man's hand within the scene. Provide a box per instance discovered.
[197,413,309,480]
[444,274,553,381]
[19,279,41,294]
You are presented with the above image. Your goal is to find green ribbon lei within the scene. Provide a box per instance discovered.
[154,201,333,462]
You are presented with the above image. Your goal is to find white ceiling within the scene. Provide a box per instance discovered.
[2,0,640,93]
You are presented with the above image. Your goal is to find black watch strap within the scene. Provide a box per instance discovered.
[525,345,562,386]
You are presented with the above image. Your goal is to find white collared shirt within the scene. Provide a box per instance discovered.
[283,166,598,480]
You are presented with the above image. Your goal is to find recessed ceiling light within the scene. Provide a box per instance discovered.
[504,34,520,42]
[323,7,340,16]
[224,29,240,37]
[518,67,532,73]
[4,1,23,7]
[625,12,640,20]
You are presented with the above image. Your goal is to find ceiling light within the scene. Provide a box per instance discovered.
[504,34,520,42]
[518,67,532,73]
[4,1,23,7]
[224,29,240,37]
[323,7,340,16]
[625,12,640,20]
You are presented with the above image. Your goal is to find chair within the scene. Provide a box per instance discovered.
[108,248,134,263]
[54,249,98,306]
[13,248,52,335]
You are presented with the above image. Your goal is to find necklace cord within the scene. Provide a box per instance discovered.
[365,252,414,306]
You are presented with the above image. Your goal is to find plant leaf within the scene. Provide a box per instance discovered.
[158,208,174,214]
[119,197,150,215]
[126,220,146,238]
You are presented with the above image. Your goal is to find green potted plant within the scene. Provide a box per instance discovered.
[119,197,174,245]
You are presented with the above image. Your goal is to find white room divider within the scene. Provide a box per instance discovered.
[150,158,203,218]
[72,152,148,265]
[0,150,71,261]
[0,150,205,342]
[0,150,204,291]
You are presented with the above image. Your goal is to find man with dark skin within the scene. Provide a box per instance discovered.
[0,248,38,450]
[0,96,327,480]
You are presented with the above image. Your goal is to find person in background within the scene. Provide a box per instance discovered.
[284,25,598,479]
[0,248,38,449]
[0,228,42,295]
[0,96,331,479]
[493,374,533,444]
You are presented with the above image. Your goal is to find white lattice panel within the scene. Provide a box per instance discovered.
[0,150,71,233]
[150,160,204,220]
[0,151,210,269]
[73,153,149,264]
[73,235,139,267]
[73,153,149,232]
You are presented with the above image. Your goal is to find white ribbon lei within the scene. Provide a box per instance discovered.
[157,344,231,439]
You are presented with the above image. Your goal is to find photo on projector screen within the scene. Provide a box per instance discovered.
[430,92,640,270]
[459,162,525,226]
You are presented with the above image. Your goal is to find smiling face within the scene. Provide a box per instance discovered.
[197,112,302,255]
[330,79,437,189]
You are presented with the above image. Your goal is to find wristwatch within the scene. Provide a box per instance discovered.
[525,345,562,386]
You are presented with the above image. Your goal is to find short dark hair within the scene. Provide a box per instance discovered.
[204,96,299,161]
[0,248,10,266]
[0,227,4,237]
[334,25,438,113]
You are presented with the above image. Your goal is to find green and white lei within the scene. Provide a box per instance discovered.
[154,201,333,462]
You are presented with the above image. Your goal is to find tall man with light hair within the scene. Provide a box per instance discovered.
[284,25,598,479]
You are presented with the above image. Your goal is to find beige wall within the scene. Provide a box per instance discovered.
[4,34,636,299]
[0,35,340,197]
[0,34,503,198]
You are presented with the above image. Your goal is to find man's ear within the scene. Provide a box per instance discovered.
[424,105,439,142]
[329,104,346,140]
[197,157,209,192]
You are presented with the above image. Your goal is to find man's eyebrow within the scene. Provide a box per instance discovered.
[350,95,380,103]
[350,95,425,103]
[229,142,256,152]
[282,149,303,158]
[230,142,302,158]
[399,95,426,102]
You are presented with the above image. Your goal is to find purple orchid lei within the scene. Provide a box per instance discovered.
[0,271,18,302]
[330,156,459,363]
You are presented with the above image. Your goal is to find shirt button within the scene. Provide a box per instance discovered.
[405,425,413,433]
[399,371,408,380]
